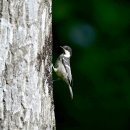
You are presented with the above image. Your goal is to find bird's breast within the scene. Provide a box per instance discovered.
[55,62,66,79]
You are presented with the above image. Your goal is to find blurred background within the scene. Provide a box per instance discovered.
[52,0,130,130]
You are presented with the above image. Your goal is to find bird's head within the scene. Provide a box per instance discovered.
[60,46,72,57]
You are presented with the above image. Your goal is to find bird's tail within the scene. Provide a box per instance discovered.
[68,85,73,99]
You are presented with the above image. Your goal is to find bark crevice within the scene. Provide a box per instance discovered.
[0,0,3,18]
[2,89,6,120]
[7,0,12,23]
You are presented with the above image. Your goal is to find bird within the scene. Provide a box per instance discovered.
[52,46,73,99]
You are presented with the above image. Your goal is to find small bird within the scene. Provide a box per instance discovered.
[52,46,73,99]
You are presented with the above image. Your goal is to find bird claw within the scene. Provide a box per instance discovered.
[51,64,54,70]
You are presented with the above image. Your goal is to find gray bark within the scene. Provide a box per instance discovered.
[0,0,55,130]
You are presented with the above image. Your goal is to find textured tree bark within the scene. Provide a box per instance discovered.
[0,0,55,130]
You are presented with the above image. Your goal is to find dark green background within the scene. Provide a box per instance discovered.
[53,0,130,130]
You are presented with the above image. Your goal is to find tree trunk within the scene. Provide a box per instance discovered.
[0,0,55,130]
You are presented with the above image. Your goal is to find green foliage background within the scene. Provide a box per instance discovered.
[53,0,130,130]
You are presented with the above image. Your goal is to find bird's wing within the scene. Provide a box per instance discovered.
[62,57,72,86]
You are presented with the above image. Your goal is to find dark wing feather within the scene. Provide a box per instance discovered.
[62,57,72,86]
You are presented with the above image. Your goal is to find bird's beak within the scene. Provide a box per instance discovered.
[60,46,64,50]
